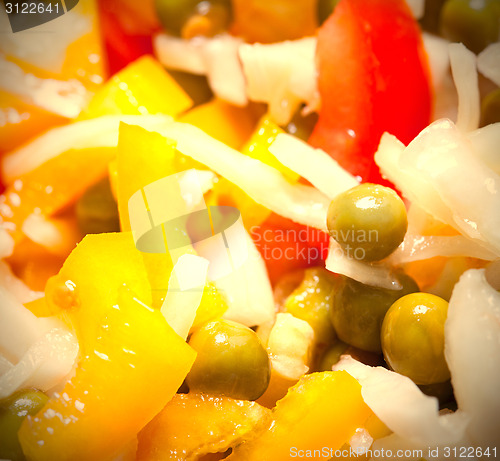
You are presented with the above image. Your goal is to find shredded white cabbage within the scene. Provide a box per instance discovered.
[0,261,43,304]
[446,269,500,447]
[0,58,89,119]
[161,254,209,340]
[269,133,359,199]
[325,239,403,290]
[477,42,500,87]
[467,122,500,175]
[2,114,174,183]
[217,231,275,327]
[0,328,78,399]
[154,33,247,106]
[334,356,470,449]
[449,43,480,132]
[0,287,78,399]
[391,233,498,264]
[239,37,319,125]
[375,120,500,257]
[157,122,330,231]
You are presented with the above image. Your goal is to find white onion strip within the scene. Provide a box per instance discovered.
[269,133,359,199]
[390,233,498,263]
[334,356,469,447]
[449,43,480,132]
[2,114,174,183]
[154,33,247,106]
[161,254,209,340]
[157,122,330,231]
[446,269,500,446]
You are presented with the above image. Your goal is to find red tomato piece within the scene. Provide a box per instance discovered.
[308,0,432,185]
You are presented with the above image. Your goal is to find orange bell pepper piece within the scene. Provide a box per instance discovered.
[137,393,271,460]
[19,286,196,461]
[228,371,372,460]
[0,146,115,243]
[0,91,67,154]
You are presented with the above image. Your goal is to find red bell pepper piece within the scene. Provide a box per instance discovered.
[251,213,330,286]
[97,0,160,75]
[308,0,432,185]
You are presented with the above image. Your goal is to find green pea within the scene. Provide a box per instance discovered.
[439,0,500,54]
[330,273,419,353]
[327,183,408,262]
[155,0,232,38]
[76,176,120,235]
[283,267,337,347]
[481,88,500,127]
[381,293,451,385]
[0,389,48,461]
[186,319,271,400]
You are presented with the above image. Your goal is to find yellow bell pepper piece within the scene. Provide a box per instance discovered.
[116,124,227,323]
[19,286,196,461]
[80,55,193,119]
[228,371,372,460]
[178,99,258,150]
[207,116,299,230]
[45,232,152,353]
[116,122,203,232]
[137,393,271,461]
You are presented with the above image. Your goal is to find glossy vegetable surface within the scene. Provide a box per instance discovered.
[327,183,408,261]
[187,319,271,400]
[331,273,419,352]
[309,0,431,185]
[381,292,451,385]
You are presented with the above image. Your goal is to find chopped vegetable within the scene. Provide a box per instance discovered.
[228,371,373,460]
[136,393,270,461]
[331,272,419,353]
[327,183,408,262]
[381,292,450,384]
[0,388,48,461]
[446,269,500,446]
[283,267,337,347]
[309,0,431,184]
[186,319,271,400]
[18,287,196,461]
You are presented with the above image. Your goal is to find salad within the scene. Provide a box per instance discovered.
[0,0,500,460]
